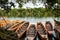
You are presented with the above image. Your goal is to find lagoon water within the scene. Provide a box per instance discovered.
[1,17,56,23]
[0,17,60,40]
[1,17,60,25]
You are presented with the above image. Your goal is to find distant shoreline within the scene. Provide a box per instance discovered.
[0,8,59,17]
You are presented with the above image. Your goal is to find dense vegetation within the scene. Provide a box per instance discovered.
[0,28,19,40]
[0,0,60,17]
[0,8,60,17]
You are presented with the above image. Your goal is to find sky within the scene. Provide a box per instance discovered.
[9,0,45,9]
[22,1,45,8]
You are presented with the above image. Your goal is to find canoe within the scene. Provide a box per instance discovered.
[8,21,25,31]
[54,19,60,27]
[0,20,12,28]
[45,21,53,40]
[54,20,60,40]
[54,27,60,40]
[26,24,37,40]
[36,22,47,40]
[45,21,53,34]
[15,21,29,38]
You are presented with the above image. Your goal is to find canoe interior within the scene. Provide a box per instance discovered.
[8,21,25,30]
[26,24,37,40]
[54,19,60,26]
[16,22,29,38]
[37,22,47,40]
[54,28,60,40]
[37,22,46,35]
[45,21,53,31]
[54,20,60,40]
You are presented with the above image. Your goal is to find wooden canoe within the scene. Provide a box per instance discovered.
[26,24,37,40]
[45,21,53,34]
[36,22,47,40]
[0,20,12,28]
[54,20,60,40]
[54,19,60,27]
[15,21,29,38]
[54,27,60,40]
[45,21,53,40]
[8,21,25,31]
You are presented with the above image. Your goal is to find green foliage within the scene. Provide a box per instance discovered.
[0,8,60,17]
[0,28,19,40]
[0,0,8,4]
[16,0,23,8]
[57,0,60,4]
[0,0,15,12]
[19,3,22,8]
[46,0,57,8]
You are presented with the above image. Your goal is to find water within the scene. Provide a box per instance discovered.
[0,17,60,40]
[2,17,60,25]
[1,17,54,23]
[1,17,60,29]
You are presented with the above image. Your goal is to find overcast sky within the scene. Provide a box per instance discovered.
[9,0,45,8]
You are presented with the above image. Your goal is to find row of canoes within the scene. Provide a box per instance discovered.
[0,19,60,40]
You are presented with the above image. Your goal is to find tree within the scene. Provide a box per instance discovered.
[45,0,57,8]
[16,0,23,8]
[0,0,15,12]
